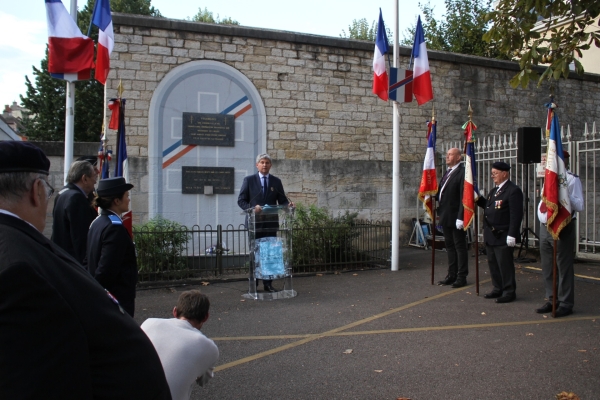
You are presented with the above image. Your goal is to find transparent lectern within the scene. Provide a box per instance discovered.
[241,205,297,300]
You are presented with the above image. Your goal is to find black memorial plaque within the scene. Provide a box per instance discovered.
[182,112,235,147]
[182,167,234,194]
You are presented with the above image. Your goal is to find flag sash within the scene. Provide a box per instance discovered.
[389,68,413,103]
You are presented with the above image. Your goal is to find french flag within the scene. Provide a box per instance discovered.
[542,106,571,239]
[92,0,114,85]
[418,120,438,219]
[462,121,479,229]
[411,16,433,105]
[45,0,94,82]
[372,9,389,101]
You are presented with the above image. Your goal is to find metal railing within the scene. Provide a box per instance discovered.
[438,121,600,260]
[134,220,391,282]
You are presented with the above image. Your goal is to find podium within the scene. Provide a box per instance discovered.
[241,205,297,300]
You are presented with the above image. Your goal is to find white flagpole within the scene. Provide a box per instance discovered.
[391,0,400,271]
[63,0,78,184]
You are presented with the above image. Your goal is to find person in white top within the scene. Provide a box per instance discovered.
[535,150,584,317]
[141,290,220,400]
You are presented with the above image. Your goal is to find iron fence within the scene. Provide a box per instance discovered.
[134,220,391,282]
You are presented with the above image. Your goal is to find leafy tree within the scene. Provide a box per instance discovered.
[340,18,393,42]
[484,0,600,88]
[341,18,377,41]
[19,0,162,142]
[190,7,240,25]
[400,0,502,59]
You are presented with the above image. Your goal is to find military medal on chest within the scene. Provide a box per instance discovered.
[495,200,503,209]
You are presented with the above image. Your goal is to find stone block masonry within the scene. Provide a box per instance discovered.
[109,13,600,242]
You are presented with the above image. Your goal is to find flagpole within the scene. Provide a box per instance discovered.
[430,106,436,284]
[63,0,78,184]
[391,0,401,271]
[552,240,558,317]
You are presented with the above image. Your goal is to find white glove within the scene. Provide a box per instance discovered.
[474,190,480,200]
[506,236,516,247]
[456,219,464,230]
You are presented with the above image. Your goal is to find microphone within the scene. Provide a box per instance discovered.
[271,187,295,208]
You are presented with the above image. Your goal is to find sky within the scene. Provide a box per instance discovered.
[0,0,445,108]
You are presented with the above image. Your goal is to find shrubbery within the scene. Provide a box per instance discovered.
[133,216,189,273]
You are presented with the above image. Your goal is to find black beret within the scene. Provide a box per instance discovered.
[97,177,133,196]
[76,155,98,166]
[492,161,510,171]
[0,141,50,175]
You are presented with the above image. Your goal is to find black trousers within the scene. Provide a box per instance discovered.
[442,226,468,279]
[486,243,516,296]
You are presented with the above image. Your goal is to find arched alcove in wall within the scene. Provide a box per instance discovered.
[148,60,267,229]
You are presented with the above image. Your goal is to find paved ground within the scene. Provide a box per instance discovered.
[134,246,600,400]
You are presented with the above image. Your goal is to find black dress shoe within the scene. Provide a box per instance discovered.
[495,294,516,303]
[264,284,277,293]
[483,291,502,299]
[451,279,467,288]
[437,275,457,286]
[553,307,573,318]
[535,302,553,314]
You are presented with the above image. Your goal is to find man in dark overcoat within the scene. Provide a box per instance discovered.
[0,141,171,399]
[476,161,524,303]
[52,160,98,264]
[435,148,469,287]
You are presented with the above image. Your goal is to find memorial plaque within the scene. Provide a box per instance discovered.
[182,167,234,194]
[182,112,235,147]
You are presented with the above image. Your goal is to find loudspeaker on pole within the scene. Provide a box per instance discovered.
[517,127,542,164]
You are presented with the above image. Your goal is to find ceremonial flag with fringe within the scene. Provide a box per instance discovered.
[462,120,479,229]
[418,120,438,219]
[542,106,571,239]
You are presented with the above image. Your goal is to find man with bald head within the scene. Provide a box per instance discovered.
[435,148,469,288]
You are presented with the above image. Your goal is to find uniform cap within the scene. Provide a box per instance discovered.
[0,141,50,175]
[97,177,133,196]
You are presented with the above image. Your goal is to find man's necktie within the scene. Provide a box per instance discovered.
[439,168,451,188]
[262,176,267,196]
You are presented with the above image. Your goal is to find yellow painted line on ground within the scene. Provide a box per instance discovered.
[523,266,600,281]
[214,280,487,371]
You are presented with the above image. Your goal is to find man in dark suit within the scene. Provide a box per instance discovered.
[476,161,524,303]
[238,153,294,292]
[0,141,171,399]
[436,148,469,288]
[52,160,98,264]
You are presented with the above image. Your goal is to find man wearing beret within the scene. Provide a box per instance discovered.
[51,160,98,264]
[536,150,584,317]
[476,161,524,303]
[0,141,171,399]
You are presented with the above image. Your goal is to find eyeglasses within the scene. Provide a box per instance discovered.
[40,178,55,199]
[490,171,505,176]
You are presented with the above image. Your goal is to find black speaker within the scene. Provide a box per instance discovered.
[517,127,542,164]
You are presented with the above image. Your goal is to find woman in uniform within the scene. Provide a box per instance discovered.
[86,177,137,316]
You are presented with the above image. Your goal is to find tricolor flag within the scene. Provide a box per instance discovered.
[418,120,438,219]
[542,106,571,239]
[411,16,433,105]
[91,0,114,85]
[112,98,128,181]
[389,68,413,103]
[45,0,94,82]
[372,9,389,101]
[462,120,479,229]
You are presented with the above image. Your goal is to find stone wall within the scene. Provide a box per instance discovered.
[105,13,600,241]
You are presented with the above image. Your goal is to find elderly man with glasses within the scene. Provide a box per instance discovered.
[0,141,171,399]
[476,161,524,304]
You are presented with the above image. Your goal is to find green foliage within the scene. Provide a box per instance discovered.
[484,0,600,88]
[340,18,393,42]
[134,216,190,273]
[291,204,362,267]
[400,0,502,59]
[19,0,162,142]
[190,7,240,25]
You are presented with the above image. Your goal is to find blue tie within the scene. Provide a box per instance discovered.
[262,176,267,196]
